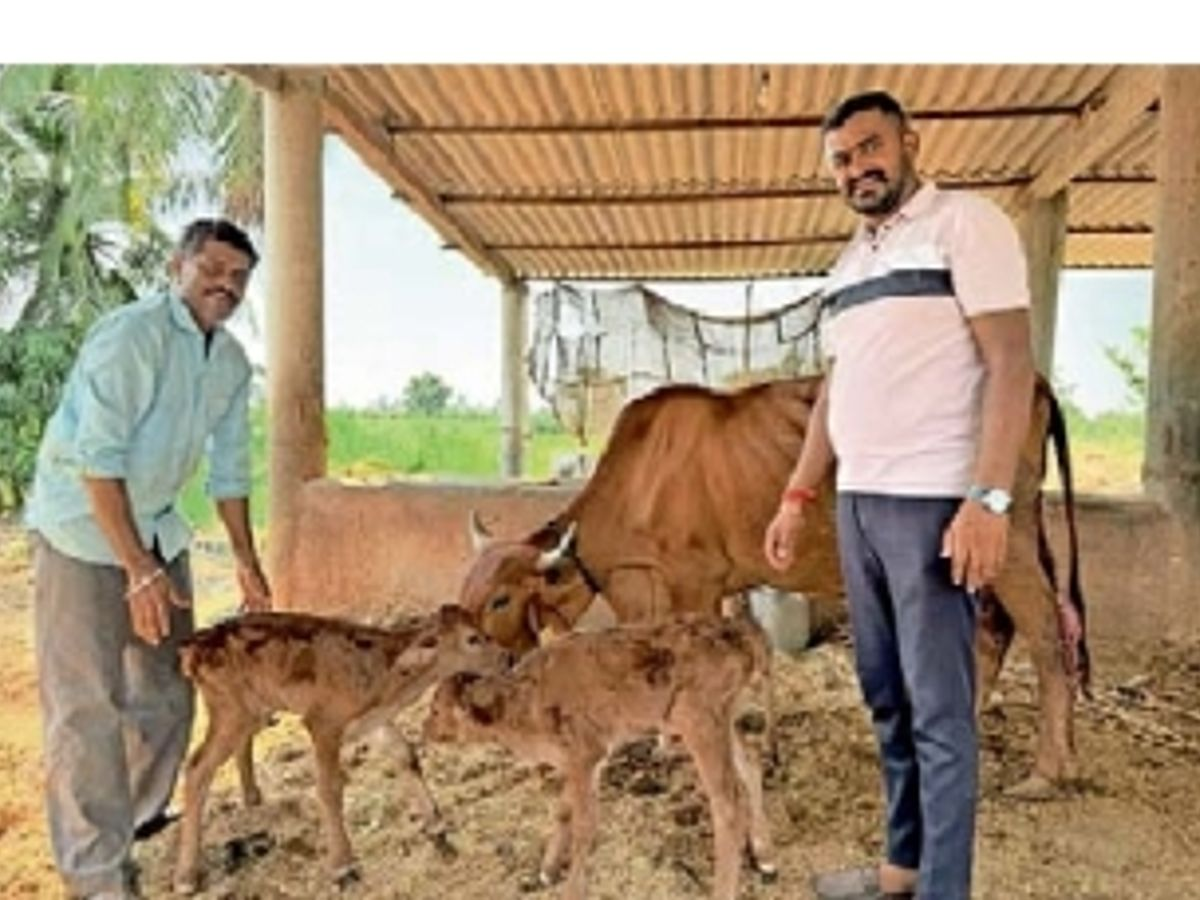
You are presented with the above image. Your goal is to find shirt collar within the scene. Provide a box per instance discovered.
[168,291,227,349]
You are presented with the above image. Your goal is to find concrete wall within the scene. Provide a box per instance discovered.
[1044,493,1190,641]
[275,479,1193,642]
[274,479,570,621]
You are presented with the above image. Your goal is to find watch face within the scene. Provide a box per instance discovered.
[982,490,1011,514]
[968,485,1011,514]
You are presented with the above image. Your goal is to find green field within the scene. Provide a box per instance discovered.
[178,407,585,530]
[1055,407,1145,495]
[178,404,1146,533]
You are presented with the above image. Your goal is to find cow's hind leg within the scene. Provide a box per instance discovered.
[976,589,1016,714]
[991,532,1078,798]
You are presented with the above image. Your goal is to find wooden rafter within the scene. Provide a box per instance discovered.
[322,86,515,282]
[1023,66,1162,202]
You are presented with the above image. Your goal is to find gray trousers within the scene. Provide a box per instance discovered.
[33,535,195,897]
[836,494,978,900]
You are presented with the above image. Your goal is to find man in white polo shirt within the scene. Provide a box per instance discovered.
[764,91,1035,900]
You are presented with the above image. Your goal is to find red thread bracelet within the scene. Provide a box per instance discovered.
[781,485,818,507]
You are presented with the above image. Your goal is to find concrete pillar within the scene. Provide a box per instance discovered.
[1020,190,1068,377]
[500,280,529,478]
[1144,66,1200,520]
[1144,66,1200,640]
[264,69,326,588]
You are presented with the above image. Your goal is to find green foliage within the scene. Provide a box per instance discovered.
[0,323,81,510]
[0,65,262,328]
[0,65,262,514]
[1103,325,1149,408]
[401,371,454,416]
[176,407,583,531]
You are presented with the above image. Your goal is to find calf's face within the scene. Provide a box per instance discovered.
[398,605,512,682]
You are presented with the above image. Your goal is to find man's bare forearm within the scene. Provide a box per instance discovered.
[969,312,1036,492]
[783,375,836,495]
[215,497,261,569]
[83,478,158,574]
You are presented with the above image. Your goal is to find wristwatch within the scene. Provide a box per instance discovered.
[966,484,1012,515]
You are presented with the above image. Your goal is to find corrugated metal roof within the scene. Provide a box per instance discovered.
[249,65,1164,280]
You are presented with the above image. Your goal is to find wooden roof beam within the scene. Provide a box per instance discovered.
[1023,66,1162,202]
[385,105,1080,137]
[321,86,515,282]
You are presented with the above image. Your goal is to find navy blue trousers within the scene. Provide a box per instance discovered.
[836,493,978,900]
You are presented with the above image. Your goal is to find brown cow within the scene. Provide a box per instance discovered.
[460,374,1086,797]
[423,614,776,900]
[173,606,510,894]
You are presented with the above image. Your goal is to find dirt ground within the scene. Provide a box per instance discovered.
[2,522,1199,899]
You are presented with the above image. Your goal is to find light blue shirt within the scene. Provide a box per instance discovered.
[25,292,252,566]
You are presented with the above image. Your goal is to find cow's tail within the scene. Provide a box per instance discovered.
[1041,386,1092,697]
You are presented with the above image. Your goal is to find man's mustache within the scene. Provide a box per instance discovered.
[848,171,887,193]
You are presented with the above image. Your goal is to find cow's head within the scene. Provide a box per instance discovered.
[458,512,596,656]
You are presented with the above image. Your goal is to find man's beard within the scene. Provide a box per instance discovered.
[845,163,914,216]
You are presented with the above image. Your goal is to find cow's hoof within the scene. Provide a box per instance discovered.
[332,863,362,890]
[1004,773,1060,801]
[429,831,459,860]
[755,860,779,883]
[242,787,264,808]
[519,869,560,892]
[173,872,200,896]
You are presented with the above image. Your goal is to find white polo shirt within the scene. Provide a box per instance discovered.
[824,182,1030,497]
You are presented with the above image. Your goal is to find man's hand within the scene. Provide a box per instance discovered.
[941,500,1010,593]
[236,559,272,612]
[125,563,190,646]
[764,504,805,572]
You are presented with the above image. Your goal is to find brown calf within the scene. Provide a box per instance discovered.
[173,605,510,895]
[424,615,777,900]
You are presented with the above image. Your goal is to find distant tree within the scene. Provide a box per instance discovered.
[1103,325,1149,408]
[402,372,453,416]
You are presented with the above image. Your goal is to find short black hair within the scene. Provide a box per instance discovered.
[821,90,909,134]
[176,218,259,267]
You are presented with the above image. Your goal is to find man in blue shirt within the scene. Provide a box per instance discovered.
[25,218,272,899]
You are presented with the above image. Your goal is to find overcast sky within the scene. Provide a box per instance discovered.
[226,136,1150,416]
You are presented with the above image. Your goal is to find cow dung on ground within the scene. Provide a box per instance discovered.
[113,636,1200,900]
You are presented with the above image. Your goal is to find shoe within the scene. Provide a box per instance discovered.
[812,865,915,900]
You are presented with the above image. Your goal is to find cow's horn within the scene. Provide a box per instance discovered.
[536,522,577,572]
[468,510,493,552]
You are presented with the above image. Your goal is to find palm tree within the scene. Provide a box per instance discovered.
[0,64,262,328]
[0,64,263,511]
